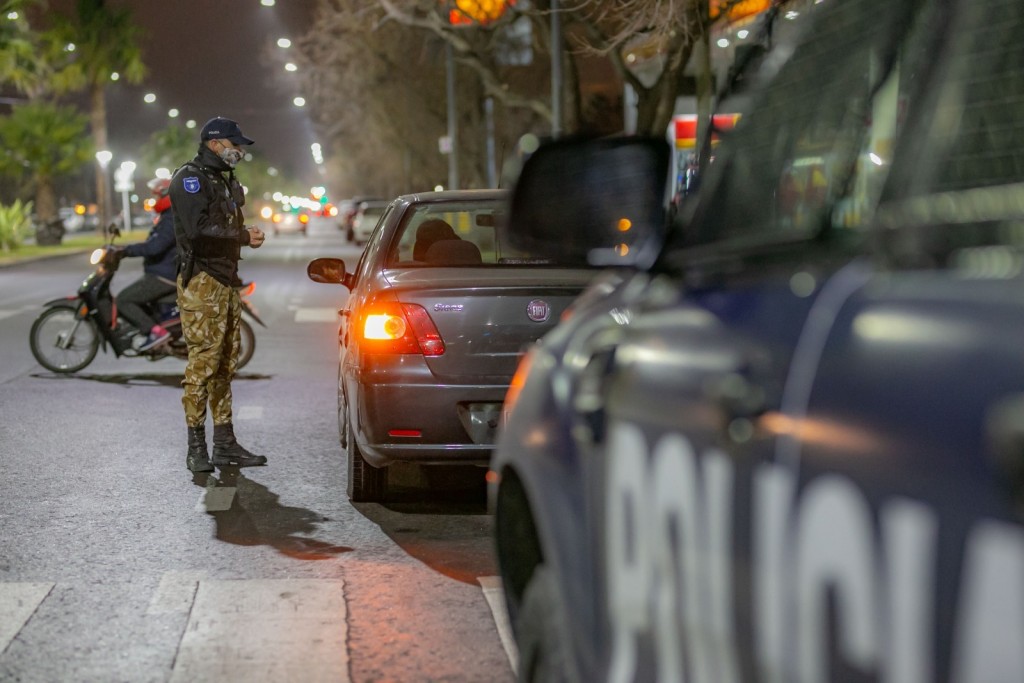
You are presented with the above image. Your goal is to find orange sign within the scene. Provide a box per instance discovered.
[709,0,770,22]
[448,0,511,25]
[674,114,741,149]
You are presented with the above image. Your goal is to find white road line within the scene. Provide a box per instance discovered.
[147,571,205,615]
[195,485,236,513]
[170,579,348,683]
[0,308,27,322]
[236,406,263,420]
[0,582,53,654]
[478,576,518,676]
[294,307,338,323]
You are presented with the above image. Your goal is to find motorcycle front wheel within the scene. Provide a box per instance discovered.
[30,306,100,373]
[236,318,255,370]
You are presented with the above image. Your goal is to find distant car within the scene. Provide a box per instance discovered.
[350,200,389,245]
[306,189,598,502]
[490,0,1024,681]
[59,207,99,234]
[270,211,309,237]
[340,196,383,241]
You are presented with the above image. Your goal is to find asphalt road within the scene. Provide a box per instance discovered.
[0,218,516,682]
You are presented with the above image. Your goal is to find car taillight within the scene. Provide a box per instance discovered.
[359,299,445,356]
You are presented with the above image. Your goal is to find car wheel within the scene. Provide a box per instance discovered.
[346,421,386,502]
[516,566,576,683]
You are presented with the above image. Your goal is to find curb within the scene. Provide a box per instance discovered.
[0,248,93,269]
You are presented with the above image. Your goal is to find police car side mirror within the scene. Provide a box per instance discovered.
[307,257,350,288]
[503,137,670,269]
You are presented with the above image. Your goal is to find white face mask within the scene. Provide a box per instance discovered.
[218,146,244,167]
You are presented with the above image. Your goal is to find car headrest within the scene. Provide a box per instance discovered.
[424,239,483,265]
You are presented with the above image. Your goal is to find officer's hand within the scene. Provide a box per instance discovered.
[247,226,265,249]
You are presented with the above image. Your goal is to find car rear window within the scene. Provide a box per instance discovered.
[385,201,565,267]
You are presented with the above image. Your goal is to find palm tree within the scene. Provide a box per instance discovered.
[0,102,94,245]
[141,123,198,175]
[50,0,146,232]
[0,0,57,101]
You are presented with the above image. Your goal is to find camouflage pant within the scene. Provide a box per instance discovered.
[177,271,241,428]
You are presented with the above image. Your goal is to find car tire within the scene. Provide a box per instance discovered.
[346,422,386,502]
[515,565,577,683]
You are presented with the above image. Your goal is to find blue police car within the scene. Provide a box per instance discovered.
[491,0,1024,680]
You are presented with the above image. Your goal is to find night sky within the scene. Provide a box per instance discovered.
[77,0,321,186]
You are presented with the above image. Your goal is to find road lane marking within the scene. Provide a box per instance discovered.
[294,307,338,323]
[196,483,236,513]
[0,307,31,322]
[147,571,206,615]
[170,579,348,682]
[0,582,53,654]
[479,576,519,676]
[237,406,263,420]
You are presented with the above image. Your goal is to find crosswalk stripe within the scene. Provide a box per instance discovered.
[478,576,519,676]
[170,579,348,682]
[147,571,205,615]
[0,582,53,654]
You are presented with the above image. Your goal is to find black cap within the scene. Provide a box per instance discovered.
[200,117,255,145]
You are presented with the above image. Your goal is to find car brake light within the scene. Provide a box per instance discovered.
[359,298,445,356]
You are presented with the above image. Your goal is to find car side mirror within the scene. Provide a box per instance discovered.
[503,136,670,268]
[307,257,350,288]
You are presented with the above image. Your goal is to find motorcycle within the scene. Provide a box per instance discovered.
[29,229,266,374]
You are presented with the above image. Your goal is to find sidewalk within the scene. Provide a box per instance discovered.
[0,229,147,268]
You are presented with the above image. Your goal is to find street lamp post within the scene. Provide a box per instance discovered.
[114,160,136,234]
[95,150,112,231]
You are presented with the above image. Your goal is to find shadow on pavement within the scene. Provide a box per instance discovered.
[193,468,352,560]
[30,371,272,387]
[355,464,497,584]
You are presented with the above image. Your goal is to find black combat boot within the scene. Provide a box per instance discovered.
[211,423,268,467]
[186,425,214,473]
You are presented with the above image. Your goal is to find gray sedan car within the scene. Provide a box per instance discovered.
[307,189,597,501]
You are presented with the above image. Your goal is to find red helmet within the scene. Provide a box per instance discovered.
[147,176,171,197]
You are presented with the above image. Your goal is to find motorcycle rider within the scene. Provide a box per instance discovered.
[114,176,177,352]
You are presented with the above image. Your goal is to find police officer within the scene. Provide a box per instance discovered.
[170,116,267,473]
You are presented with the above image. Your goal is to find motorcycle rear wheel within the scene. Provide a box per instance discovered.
[236,318,255,370]
[30,306,100,373]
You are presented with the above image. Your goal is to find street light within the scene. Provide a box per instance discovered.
[95,150,112,230]
[114,160,136,234]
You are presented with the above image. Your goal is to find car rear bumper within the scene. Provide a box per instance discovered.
[349,373,506,467]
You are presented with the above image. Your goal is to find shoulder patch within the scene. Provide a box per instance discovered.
[183,177,201,194]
